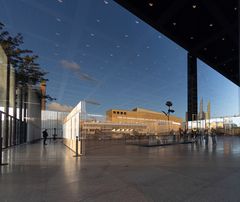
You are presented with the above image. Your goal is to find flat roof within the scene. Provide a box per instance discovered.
[114,0,240,86]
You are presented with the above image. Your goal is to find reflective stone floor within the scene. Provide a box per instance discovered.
[1,137,240,202]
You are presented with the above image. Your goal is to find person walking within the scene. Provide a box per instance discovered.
[42,129,49,145]
[211,128,217,145]
[204,129,209,145]
[200,129,204,144]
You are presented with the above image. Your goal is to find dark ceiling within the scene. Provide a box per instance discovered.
[114,0,239,86]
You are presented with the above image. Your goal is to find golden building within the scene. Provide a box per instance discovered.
[82,121,147,139]
[106,107,182,135]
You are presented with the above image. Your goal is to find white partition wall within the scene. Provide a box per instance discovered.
[63,101,86,154]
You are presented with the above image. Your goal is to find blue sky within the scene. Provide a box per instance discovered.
[0,0,239,119]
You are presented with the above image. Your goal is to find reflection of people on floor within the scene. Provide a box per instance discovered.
[52,128,57,141]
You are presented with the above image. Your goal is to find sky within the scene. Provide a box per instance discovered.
[0,0,239,119]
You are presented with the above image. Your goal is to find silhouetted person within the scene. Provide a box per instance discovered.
[200,129,204,143]
[42,129,48,145]
[195,130,199,144]
[211,128,217,145]
[204,129,209,145]
[52,128,57,141]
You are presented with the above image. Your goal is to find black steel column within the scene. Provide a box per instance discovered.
[187,53,198,121]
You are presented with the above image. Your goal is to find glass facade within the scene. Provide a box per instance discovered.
[187,116,240,130]
[41,110,68,138]
[0,45,7,112]
[0,45,22,148]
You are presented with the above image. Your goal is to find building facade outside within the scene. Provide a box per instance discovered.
[82,121,147,139]
[187,115,240,135]
[79,107,183,139]
[106,107,182,135]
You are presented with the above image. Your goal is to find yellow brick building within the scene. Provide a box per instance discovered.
[106,108,182,135]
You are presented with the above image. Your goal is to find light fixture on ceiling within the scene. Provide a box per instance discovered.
[209,23,213,27]
[190,36,194,40]
[222,37,225,41]
[192,5,197,9]
[149,2,154,7]
[173,22,177,26]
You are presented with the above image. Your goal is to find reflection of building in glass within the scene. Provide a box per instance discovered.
[106,108,182,134]
[63,103,183,141]
[80,107,182,138]
[186,99,211,122]
[187,115,240,135]
[197,98,211,121]
[82,122,147,139]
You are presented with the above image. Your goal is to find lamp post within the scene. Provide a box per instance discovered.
[162,101,175,134]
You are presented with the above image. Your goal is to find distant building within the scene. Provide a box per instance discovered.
[63,103,183,141]
[106,107,182,135]
[187,115,240,135]
[82,121,147,139]
[206,101,211,120]
[198,98,204,120]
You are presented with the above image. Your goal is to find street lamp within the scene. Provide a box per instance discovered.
[162,101,175,134]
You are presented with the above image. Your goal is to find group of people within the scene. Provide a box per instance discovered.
[42,128,58,145]
[178,128,217,145]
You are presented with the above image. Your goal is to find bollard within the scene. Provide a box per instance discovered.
[80,135,83,155]
[73,136,80,157]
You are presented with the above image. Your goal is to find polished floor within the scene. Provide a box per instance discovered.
[1,137,240,202]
